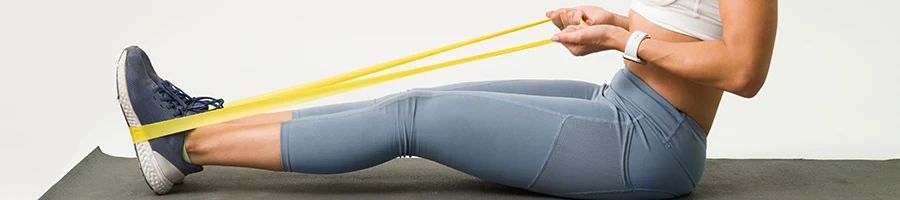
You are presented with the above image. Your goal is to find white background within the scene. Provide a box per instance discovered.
[1,0,898,199]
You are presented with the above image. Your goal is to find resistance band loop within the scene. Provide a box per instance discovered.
[227,18,552,107]
[130,18,553,143]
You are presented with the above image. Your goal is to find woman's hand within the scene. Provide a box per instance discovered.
[546,6,623,30]
[551,24,630,56]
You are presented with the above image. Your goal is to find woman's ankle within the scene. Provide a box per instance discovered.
[183,131,209,165]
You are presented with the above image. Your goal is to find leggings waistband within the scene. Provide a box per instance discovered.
[604,68,690,135]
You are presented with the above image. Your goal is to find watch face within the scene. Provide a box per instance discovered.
[631,32,646,41]
[624,31,648,64]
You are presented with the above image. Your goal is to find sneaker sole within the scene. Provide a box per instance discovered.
[115,49,175,194]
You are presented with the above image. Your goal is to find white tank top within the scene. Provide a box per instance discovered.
[630,0,723,41]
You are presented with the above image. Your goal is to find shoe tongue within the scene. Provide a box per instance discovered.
[158,80,224,116]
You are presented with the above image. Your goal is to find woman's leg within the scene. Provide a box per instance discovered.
[227,79,607,125]
[222,112,292,125]
[184,122,284,171]
[185,79,607,171]
[184,87,633,198]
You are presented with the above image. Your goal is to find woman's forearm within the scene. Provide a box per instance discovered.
[644,39,767,98]
[608,31,771,98]
[611,13,630,30]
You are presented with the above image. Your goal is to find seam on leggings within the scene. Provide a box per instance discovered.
[421,91,624,124]
[605,96,655,134]
[411,96,419,156]
[623,118,634,189]
[590,83,607,101]
[560,188,678,196]
[613,93,668,148]
[279,122,292,172]
[627,116,697,189]
[286,92,423,123]
[663,115,686,145]
[526,115,570,189]
[425,92,626,123]
[433,79,600,92]
[423,80,604,101]
[422,80,518,91]
[664,119,699,188]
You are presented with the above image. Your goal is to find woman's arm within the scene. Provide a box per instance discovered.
[606,11,631,30]
[615,0,779,98]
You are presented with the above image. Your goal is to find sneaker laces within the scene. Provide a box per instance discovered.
[155,80,225,117]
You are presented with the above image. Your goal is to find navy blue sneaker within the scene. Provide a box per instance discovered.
[129,45,164,84]
[115,46,224,194]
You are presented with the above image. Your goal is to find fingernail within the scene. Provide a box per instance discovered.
[552,35,559,42]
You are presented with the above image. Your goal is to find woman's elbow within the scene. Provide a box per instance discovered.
[733,83,762,98]
[728,66,768,98]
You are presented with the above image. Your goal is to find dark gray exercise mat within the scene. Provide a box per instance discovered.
[41,147,900,200]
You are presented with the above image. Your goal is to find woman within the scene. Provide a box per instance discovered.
[116,0,777,199]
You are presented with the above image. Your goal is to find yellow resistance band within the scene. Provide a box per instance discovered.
[130,18,553,143]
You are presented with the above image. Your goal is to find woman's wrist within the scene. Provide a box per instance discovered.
[606,28,631,52]
[613,14,631,30]
[589,13,630,29]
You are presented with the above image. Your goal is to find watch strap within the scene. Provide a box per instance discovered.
[623,31,650,64]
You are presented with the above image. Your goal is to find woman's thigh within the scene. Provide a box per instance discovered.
[291,79,606,118]
[422,79,605,100]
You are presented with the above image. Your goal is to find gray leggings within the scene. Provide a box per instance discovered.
[280,68,708,199]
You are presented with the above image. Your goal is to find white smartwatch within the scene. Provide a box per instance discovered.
[622,31,650,65]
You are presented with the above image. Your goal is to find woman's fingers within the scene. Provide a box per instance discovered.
[566,46,588,56]
[569,9,585,26]
[550,8,585,30]
[564,24,582,32]
[560,43,590,57]
[552,26,593,56]
[553,26,584,43]
[550,8,568,29]
[562,8,579,27]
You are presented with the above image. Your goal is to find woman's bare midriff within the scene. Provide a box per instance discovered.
[625,11,722,135]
